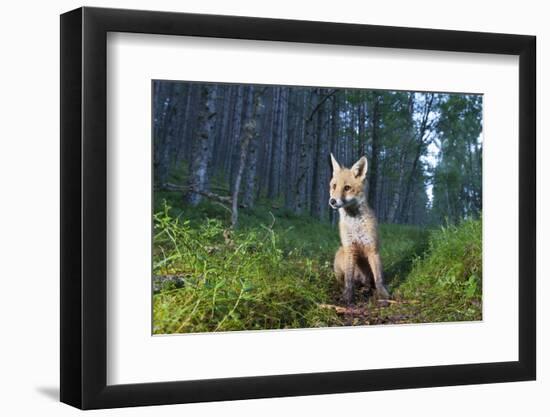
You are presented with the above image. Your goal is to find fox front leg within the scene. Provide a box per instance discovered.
[343,247,356,305]
[366,250,389,300]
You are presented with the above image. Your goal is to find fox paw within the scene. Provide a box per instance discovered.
[375,286,390,300]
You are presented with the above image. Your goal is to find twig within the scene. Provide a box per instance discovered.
[214,285,245,332]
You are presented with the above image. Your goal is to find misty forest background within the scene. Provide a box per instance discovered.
[152,81,483,334]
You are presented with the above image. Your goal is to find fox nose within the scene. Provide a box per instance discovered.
[329,198,337,206]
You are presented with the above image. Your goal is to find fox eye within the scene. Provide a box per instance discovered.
[332,183,336,190]
[344,185,351,192]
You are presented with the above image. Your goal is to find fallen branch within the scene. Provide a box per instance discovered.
[377,299,398,304]
[158,182,232,205]
[318,304,366,315]
[318,299,402,314]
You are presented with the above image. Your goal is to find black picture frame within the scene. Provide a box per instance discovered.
[60,6,536,410]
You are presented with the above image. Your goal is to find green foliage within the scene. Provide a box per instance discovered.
[379,224,431,288]
[153,199,482,333]
[394,218,482,322]
[153,201,341,333]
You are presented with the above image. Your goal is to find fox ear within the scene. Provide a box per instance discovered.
[351,156,368,180]
[330,153,341,174]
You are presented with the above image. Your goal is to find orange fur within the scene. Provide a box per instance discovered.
[329,154,389,304]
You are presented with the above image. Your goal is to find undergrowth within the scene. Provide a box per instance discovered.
[394,219,482,322]
[152,197,482,334]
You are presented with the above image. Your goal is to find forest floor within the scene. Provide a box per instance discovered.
[152,191,482,334]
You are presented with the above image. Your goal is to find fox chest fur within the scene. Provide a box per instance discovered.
[338,206,379,250]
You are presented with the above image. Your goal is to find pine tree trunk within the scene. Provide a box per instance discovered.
[184,84,201,172]
[229,86,245,193]
[358,99,366,157]
[367,94,381,210]
[295,90,317,214]
[231,87,263,227]
[284,89,304,211]
[256,89,274,200]
[242,88,267,208]
[388,94,414,223]
[311,89,330,220]
[186,85,217,205]
[267,88,283,200]
[398,94,434,223]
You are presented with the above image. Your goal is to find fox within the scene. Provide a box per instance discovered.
[329,153,390,305]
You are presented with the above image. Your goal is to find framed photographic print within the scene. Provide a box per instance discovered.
[60,6,536,410]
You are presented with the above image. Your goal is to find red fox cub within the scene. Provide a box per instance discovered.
[329,153,390,305]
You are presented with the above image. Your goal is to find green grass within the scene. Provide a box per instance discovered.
[152,200,341,333]
[152,197,482,334]
[394,219,482,322]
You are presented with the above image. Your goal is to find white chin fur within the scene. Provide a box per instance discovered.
[330,197,361,209]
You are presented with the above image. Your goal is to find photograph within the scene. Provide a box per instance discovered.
[152,81,483,335]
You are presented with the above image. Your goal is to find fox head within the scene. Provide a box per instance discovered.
[329,154,368,210]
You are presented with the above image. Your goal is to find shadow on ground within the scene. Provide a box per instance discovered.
[35,386,59,401]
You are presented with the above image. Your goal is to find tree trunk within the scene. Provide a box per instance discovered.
[311,88,330,220]
[154,83,178,186]
[398,93,434,223]
[186,85,217,205]
[295,90,315,214]
[231,87,263,227]
[242,88,268,208]
[367,94,381,210]
[228,86,245,193]
[358,98,366,157]
[284,89,298,210]
[184,84,202,172]
[267,88,283,199]
[387,94,414,223]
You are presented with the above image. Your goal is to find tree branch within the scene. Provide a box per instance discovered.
[307,89,338,121]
